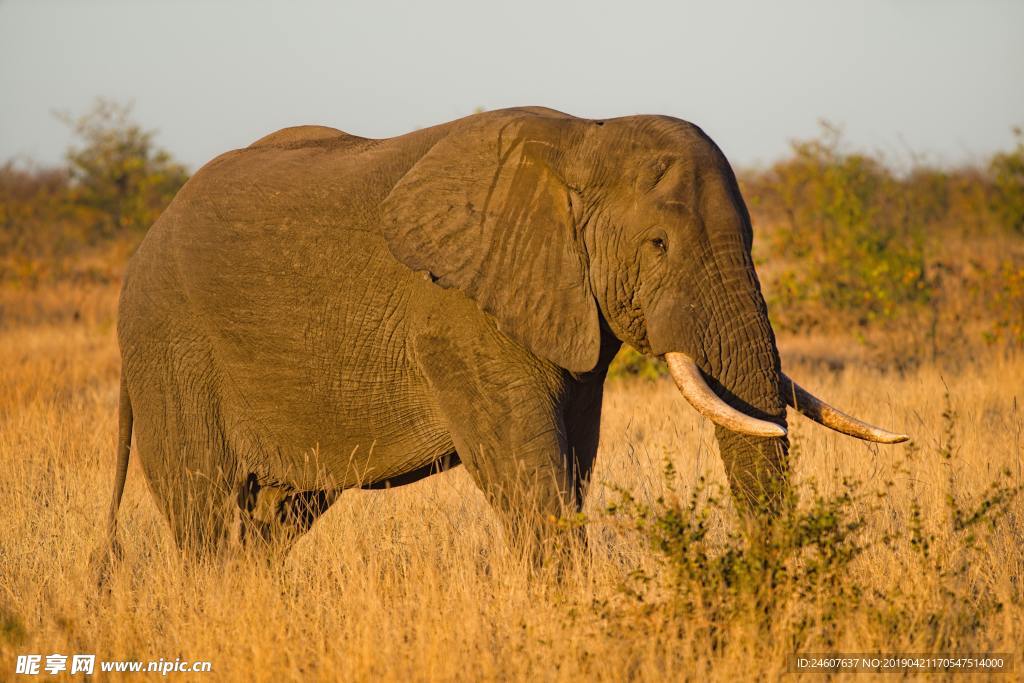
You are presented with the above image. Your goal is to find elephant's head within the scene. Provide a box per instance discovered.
[383,107,907,513]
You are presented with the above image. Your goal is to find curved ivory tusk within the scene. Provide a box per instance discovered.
[781,374,910,444]
[665,353,787,438]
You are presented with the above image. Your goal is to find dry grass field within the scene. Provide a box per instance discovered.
[0,282,1021,681]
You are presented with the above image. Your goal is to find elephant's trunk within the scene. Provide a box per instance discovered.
[666,345,791,514]
[662,301,908,514]
[702,288,790,514]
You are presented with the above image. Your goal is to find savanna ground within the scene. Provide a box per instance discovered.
[1,103,1023,680]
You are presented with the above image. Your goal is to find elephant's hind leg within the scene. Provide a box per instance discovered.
[130,417,242,559]
[236,474,337,552]
[124,332,244,559]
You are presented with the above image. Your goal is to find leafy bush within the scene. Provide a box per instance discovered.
[604,401,1022,652]
[607,346,667,381]
[983,259,1024,347]
[990,127,1024,235]
[745,123,933,331]
[607,462,866,644]
[0,162,89,285]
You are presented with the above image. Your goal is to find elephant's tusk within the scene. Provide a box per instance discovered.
[665,353,787,438]
[781,374,910,444]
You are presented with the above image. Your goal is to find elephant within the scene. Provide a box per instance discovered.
[103,107,907,559]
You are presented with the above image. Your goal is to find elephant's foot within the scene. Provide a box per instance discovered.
[235,474,336,553]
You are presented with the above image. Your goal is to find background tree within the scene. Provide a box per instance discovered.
[57,98,188,240]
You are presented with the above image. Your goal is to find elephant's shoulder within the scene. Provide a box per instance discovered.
[247,125,363,150]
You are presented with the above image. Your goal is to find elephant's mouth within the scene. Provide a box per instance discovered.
[663,352,909,443]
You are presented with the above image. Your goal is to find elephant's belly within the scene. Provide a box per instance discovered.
[218,363,456,491]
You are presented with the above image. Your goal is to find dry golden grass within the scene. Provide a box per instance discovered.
[1,282,1022,681]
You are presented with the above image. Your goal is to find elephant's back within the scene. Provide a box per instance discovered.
[127,121,442,310]
[246,125,366,151]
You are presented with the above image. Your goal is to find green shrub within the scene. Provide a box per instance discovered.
[983,259,1024,347]
[607,463,866,640]
[607,346,668,381]
[604,411,1022,652]
[747,123,933,331]
[990,127,1024,235]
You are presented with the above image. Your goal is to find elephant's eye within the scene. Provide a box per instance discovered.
[650,237,667,254]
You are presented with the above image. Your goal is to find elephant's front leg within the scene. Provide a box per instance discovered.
[562,372,609,510]
[453,417,574,555]
[416,336,575,557]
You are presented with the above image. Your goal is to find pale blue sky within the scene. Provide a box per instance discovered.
[1,0,1022,171]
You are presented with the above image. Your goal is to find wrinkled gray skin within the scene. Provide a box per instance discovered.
[113,107,787,555]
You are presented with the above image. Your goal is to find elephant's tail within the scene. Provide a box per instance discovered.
[98,371,133,578]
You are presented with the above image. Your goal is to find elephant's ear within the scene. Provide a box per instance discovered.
[381,113,600,373]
